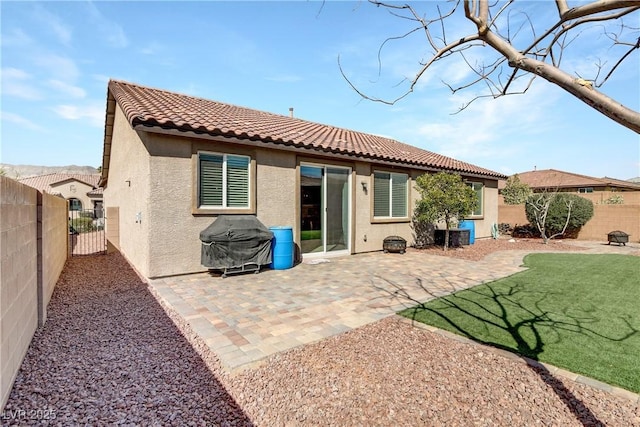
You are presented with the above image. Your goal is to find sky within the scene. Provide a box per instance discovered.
[1,1,639,180]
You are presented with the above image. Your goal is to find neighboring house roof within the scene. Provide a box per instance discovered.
[101,80,505,186]
[499,169,640,191]
[19,173,102,195]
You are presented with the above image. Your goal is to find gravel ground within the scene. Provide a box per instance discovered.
[2,254,250,426]
[226,318,640,426]
[3,248,639,426]
[411,237,587,261]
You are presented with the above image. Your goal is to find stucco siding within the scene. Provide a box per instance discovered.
[103,105,152,277]
[473,179,499,239]
[146,134,201,277]
[352,162,415,252]
[256,149,297,230]
[49,180,96,210]
[143,136,300,277]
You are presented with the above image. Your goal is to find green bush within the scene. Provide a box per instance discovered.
[525,193,594,236]
[70,217,95,233]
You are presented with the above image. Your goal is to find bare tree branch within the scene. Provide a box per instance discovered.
[343,0,640,133]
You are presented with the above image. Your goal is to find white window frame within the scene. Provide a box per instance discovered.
[197,151,251,209]
[578,187,594,193]
[373,171,409,220]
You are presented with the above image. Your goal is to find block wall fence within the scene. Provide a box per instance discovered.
[498,203,640,242]
[1,176,68,410]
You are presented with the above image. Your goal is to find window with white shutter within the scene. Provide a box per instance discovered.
[198,152,250,209]
[373,171,408,219]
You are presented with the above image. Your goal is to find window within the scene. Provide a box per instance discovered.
[578,187,594,193]
[198,152,250,208]
[68,198,82,211]
[467,182,484,217]
[373,171,408,218]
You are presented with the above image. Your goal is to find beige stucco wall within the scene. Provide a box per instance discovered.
[39,191,68,326]
[144,134,300,277]
[1,177,38,409]
[103,105,152,276]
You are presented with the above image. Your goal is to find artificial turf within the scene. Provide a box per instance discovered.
[399,253,640,393]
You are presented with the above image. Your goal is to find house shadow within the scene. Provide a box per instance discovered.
[3,251,253,425]
[373,275,638,427]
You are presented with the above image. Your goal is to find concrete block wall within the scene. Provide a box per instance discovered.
[1,176,39,410]
[1,177,69,409]
[498,203,640,242]
[39,192,69,326]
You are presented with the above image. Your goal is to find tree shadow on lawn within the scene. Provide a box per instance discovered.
[375,275,638,427]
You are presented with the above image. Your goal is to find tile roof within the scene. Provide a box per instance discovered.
[105,80,505,179]
[19,173,101,194]
[500,169,640,190]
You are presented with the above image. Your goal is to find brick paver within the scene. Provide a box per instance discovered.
[149,241,638,371]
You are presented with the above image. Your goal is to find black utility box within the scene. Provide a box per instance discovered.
[434,228,470,247]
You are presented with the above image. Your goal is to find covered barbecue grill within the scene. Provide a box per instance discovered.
[200,215,274,277]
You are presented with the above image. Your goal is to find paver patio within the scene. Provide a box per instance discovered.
[150,245,593,371]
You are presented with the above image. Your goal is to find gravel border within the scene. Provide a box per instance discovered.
[3,249,639,426]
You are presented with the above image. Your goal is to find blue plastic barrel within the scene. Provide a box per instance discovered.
[458,220,475,244]
[269,226,294,269]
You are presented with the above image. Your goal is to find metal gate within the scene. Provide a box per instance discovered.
[68,208,107,256]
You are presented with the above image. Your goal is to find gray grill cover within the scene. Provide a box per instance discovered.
[200,215,273,269]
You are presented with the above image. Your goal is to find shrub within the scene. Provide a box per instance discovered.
[525,193,594,236]
[512,224,540,238]
[502,174,532,205]
[70,217,95,233]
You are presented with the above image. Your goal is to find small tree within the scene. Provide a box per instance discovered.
[502,174,532,205]
[415,172,476,251]
[525,192,594,243]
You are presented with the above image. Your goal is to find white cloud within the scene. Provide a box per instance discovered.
[392,79,561,168]
[1,111,47,132]
[1,68,42,100]
[47,80,86,99]
[86,1,129,48]
[33,5,72,46]
[32,53,80,82]
[52,103,104,127]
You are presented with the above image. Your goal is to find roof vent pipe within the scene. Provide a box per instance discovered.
[289,107,294,118]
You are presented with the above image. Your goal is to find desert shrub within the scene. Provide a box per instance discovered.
[525,193,594,236]
[512,224,540,238]
[498,223,513,235]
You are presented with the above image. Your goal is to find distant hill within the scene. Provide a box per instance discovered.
[0,164,99,180]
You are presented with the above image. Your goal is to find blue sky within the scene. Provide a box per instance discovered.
[1,1,638,179]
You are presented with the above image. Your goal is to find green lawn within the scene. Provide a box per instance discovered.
[399,253,640,393]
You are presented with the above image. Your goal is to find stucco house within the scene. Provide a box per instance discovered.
[100,80,506,278]
[18,173,103,216]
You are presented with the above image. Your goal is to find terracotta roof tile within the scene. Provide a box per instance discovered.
[19,173,101,194]
[502,169,640,190]
[107,80,505,179]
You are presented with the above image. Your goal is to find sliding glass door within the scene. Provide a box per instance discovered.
[300,164,350,255]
